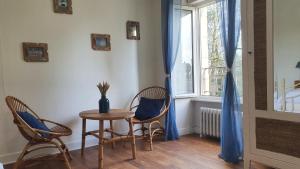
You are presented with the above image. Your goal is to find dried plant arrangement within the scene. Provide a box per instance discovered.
[97,82,110,96]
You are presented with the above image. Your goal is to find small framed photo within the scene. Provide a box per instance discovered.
[91,34,111,51]
[53,0,73,14]
[23,42,49,62]
[127,21,140,40]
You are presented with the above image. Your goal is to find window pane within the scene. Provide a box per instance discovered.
[173,10,194,95]
[200,4,225,97]
[233,48,243,96]
[199,3,243,97]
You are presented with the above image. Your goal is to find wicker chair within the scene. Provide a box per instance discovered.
[5,96,72,169]
[129,86,170,151]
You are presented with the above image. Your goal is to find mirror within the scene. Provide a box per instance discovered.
[273,0,300,113]
[126,21,140,40]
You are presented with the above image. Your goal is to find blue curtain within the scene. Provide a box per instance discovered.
[217,0,243,163]
[161,0,181,140]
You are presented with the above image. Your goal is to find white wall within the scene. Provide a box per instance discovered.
[0,3,8,162]
[175,99,195,135]
[0,0,162,164]
[136,0,162,89]
[153,0,165,86]
[274,0,300,88]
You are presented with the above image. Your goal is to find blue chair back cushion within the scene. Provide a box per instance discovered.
[135,97,165,121]
[17,111,50,137]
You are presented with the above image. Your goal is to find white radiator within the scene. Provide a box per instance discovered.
[199,107,221,138]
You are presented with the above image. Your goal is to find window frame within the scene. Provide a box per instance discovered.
[174,1,243,101]
[198,1,222,99]
[174,6,200,99]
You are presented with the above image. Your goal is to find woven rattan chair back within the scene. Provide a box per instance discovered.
[6,96,45,142]
[130,86,170,121]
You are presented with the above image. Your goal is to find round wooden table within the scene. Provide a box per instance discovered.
[79,109,136,169]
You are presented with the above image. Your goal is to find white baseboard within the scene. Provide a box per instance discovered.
[193,126,201,134]
[0,137,99,165]
[178,127,194,136]
[0,151,18,165]
[0,127,195,165]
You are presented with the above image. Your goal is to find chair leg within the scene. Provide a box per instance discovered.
[148,123,154,151]
[142,123,145,138]
[56,138,72,160]
[13,143,31,169]
[148,121,163,151]
[52,142,72,169]
[65,147,72,161]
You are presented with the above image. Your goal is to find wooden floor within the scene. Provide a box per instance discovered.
[5,135,270,169]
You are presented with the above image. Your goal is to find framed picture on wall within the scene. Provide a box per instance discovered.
[53,0,73,14]
[91,34,111,51]
[22,42,49,62]
[126,21,140,40]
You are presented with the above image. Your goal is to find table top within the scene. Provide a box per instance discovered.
[79,109,134,120]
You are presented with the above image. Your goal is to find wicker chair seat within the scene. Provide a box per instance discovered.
[39,119,72,139]
[50,125,72,137]
[131,117,141,123]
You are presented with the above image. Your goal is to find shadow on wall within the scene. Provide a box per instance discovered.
[136,0,163,90]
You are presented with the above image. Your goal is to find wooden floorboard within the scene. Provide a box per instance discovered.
[4,135,271,169]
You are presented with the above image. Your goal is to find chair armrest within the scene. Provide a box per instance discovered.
[33,128,64,138]
[39,119,72,137]
[40,119,71,131]
[130,105,138,111]
[132,106,169,123]
[138,117,161,123]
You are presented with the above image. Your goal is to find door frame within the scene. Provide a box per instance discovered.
[243,0,300,168]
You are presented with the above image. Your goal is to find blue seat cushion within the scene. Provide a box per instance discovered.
[135,97,165,121]
[17,111,50,137]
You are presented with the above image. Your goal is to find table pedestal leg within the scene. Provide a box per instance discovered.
[99,120,104,169]
[81,119,86,156]
[128,118,136,159]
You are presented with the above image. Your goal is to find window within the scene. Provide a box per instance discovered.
[173,9,195,96]
[173,2,243,98]
[199,3,243,97]
[199,3,225,97]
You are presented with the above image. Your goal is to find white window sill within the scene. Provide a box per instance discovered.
[192,96,222,103]
[191,96,244,104]
[174,94,198,99]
